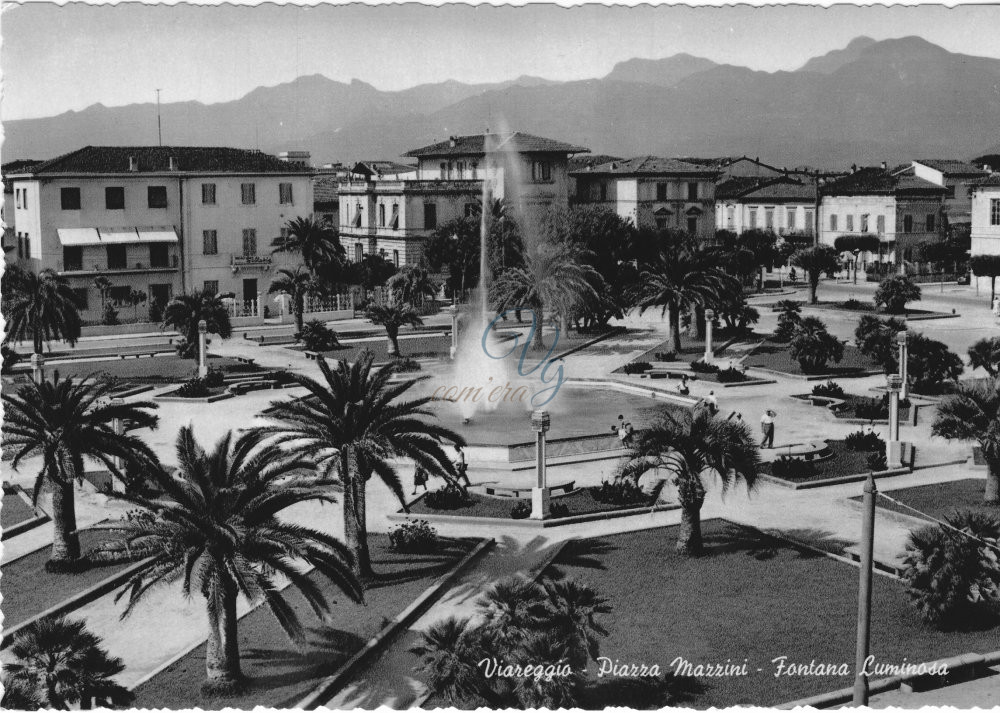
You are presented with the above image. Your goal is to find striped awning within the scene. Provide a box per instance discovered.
[57,226,178,245]
[136,227,179,243]
[99,227,140,244]
[57,228,102,246]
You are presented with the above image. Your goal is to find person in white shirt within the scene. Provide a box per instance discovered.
[705,390,719,414]
[760,409,776,448]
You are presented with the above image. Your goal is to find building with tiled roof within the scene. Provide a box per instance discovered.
[970,169,1000,292]
[568,154,621,173]
[9,146,314,320]
[715,176,818,237]
[3,160,43,260]
[570,156,717,237]
[908,159,990,226]
[339,131,588,267]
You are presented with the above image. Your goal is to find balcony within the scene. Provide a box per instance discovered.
[57,255,179,277]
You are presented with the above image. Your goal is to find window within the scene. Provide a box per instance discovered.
[353,203,363,228]
[147,186,168,209]
[470,162,478,179]
[423,203,437,230]
[354,243,363,262]
[72,288,88,310]
[687,217,698,234]
[61,187,81,210]
[390,204,399,230]
[23,234,30,259]
[830,214,838,231]
[926,214,936,232]
[109,286,131,305]
[532,161,552,182]
[805,209,814,234]
[945,185,956,199]
[393,249,400,267]
[16,233,22,259]
[203,280,219,295]
[105,186,125,210]
[439,162,447,178]
[379,203,386,227]
[656,183,668,201]
[991,199,1000,226]
[726,206,735,229]
[861,214,869,233]
[687,183,698,201]
[202,230,218,255]
[786,208,797,231]
[16,187,25,209]
[63,246,83,271]
[876,215,885,234]
[201,184,216,205]
[456,162,465,177]
[242,228,257,256]
[149,243,169,268]
[749,209,758,228]
[15,188,21,209]
[279,182,294,205]
[241,183,256,205]
[846,215,854,232]
[107,245,127,270]
[656,218,668,230]
[903,215,913,233]
[765,208,774,230]
[600,184,607,202]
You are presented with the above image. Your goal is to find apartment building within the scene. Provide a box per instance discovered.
[10,146,313,320]
[570,156,717,238]
[338,132,587,267]
[901,159,990,228]
[970,174,1000,291]
[3,159,42,265]
[716,175,818,237]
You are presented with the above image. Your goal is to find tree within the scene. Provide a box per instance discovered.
[790,316,844,373]
[791,245,840,304]
[710,286,759,332]
[93,275,113,309]
[874,275,921,314]
[634,234,737,353]
[387,266,438,308]
[773,300,803,342]
[970,254,1000,304]
[299,319,340,352]
[540,577,611,671]
[969,337,1000,377]
[833,234,880,254]
[3,616,132,708]
[1,265,82,354]
[854,315,907,372]
[410,617,491,706]
[902,511,1000,629]
[366,302,423,357]
[2,373,158,570]
[269,266,320,335]
[932,378,1000,503]
[345,254,398,291]
[491,238,599,350]
[425,216,481,298]
[161,290,232,359]
[257,354,465,576]
[125,287,147,322]
[907,333,964,392]
[271,215,346,277]
[619,408,759,555]
[105,426,363,694]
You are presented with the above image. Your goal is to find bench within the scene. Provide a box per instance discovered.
[233,356,256,365]
[483,480,575,499]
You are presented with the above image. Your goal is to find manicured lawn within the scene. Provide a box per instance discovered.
[1,490,38,530]
[28,355,260,385]
[132,535,476,710]
[792,393,912,422]
[0,527,140,629]
[808,301,945,318]
[867,479,1000,523]
[743,340,879,377]
[760,440,877,483]
[289,334,451,363]
[407,488,655,520]
[542,520,1000,708]
[631,333,749,364]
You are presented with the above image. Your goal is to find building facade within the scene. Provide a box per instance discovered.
[10,146,313,321]
[570,156,717,238]
[903,159,989,228]
[337,133,587,267]
[970,174,1000,291]
[715,176,818,237]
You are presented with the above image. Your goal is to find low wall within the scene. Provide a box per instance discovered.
[81,322,177,338]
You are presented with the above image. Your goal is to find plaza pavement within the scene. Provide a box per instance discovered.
[0,280,995,706]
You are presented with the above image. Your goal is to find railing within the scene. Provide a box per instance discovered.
[303,294,354,314]
[226,300,259,318]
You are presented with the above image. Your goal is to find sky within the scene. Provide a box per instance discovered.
[4,2,1000,121]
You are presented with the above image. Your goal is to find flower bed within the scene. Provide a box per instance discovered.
[406,486,657,520]
[743,340,880,378]
[792,392,913,422]
[759,440,880,484]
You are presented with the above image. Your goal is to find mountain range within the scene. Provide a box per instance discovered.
[4,36,999,169]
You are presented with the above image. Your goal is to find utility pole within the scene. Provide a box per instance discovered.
[853,472,877,706]
[813,170,821,247]
[156,89,163,146]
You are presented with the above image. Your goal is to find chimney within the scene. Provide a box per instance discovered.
[851,163,857,174]
[168,156,179,171]
[985,164,992,173]
[449,136,457,148]
[128,156,139,172]
[880,161,887,170]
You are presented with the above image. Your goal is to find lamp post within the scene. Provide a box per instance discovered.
[30,353,45,384]
[198,319,208,378]
[853,472,877,706]
[530,410,551,520]
[886,373,903,468]
[703,309,715,363]
[896,330,909,401]
[448,304,459,360]
[110,397,127,493]
[853,249,860,285]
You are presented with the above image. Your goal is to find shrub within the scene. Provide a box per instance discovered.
[298,319,340,352]
[590,479,649,506]
[203,369,225,388]
[842,298,871,311]
[902,511,1000,629]
[654,351,677,362]
[550,501,570,518]
[875,275,921,314]
[772,300,802,342]
[623,361,652,375]
[853,397,888,421]
[811,380,845,398]
[908,333,964,393]
[854,315,907,372]
[844,429,884,452]
[101,302,120,326]
[424,483,472,511]
[770,455,817,480]
[174,377,211,398]
[1,345,21,375]
[716,367,746,383]
[790,317,844,373]
[389,520,439,554]
[866,451,888,472]
[391,357,422,373]
[148,298,165,323]
[689,359,719,374]
[510,501,531,519]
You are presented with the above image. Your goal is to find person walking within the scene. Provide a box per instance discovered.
[454,444,471,488]
[678,374,690,396]
[412,464,429,495]
[614,414,635,447]
[760,409,776,448]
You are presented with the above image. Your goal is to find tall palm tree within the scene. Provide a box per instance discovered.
[387,266,438,308]
[269,265,320,335]
[272,216,347,278]
[491,239,599,350]
[619,407,759,555]
[2,264,82,355]
[104,426,363,694]
[540,577,611,671]
[634,236,736,353]
[791,245,840,304]
[366,302,423,357]
[932,378,1000,503]
[4,616,132,709]
[257,354,465,577]
[161,290,232,359]
[2,373,159,569]
[968,337,1000,377]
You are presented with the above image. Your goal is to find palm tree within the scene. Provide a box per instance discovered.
[791,246,840,304]
[387,266,438,308]
[540,577,611,670]
[491,239,599,350]
[2,264,82,355]
[93,275,113,309]
[968,337,1000,377]
[789,316,844,373]
[2,373,159,569]
[366,302,423,357]
[410,617,490,706]
[105,426,363,694]
[269,265,320,335]
[511,632,582,708]
[476,576,550,652]
[161,290,232,359]
[634,236,736,353]
[4,616,132,709]
[257,354,465,577]
[272,215,347,278]
[932,378,1000,503]
[619,407,759,555]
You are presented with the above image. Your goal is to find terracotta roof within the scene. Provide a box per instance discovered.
[350,161,416,177]
[403,132,589,158]
[17,146,313,176]
[313,176,339,205]
[570,155,716,176]
[738,179,817,202]
[677,156,738,168]
[569,154,622,172]
[913,159,990,177]
[3,159,43,193]
[821,167,947,197]
[716,176,767,200]
[973,174,1000,188]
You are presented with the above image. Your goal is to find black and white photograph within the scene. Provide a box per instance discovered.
[1,1,1000,709]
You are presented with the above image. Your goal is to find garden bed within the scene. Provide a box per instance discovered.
[742,340,880,379]
[406,487,658,521]
[25,355,262,386]
[861,479,1000,524]
[287,334,451,363]
[132,534,476,709]
[807,301,956,320]
[759,440,882,484]
[536,519,1000,708]
[791,393,913,423]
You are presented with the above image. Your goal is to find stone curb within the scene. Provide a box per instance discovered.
[758,466,912,491]
[387,502,681,529]
[295,537,495,709]
[1,486,51,542]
